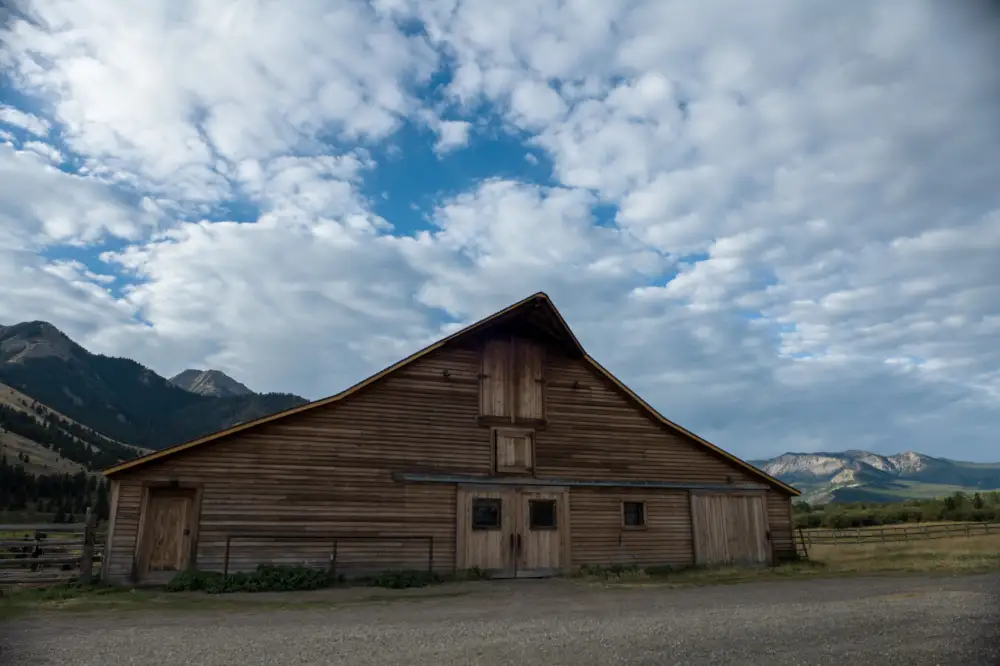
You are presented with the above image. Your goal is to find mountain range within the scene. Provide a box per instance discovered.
[0,321,307,466]
[752,450,1000,504]
[3,319,998,504]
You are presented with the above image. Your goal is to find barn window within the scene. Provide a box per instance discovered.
[529,500,557,530]
[472,498,502,530]
[622,501,646,528]
[493,428,534,474]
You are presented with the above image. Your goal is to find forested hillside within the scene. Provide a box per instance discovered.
[0,321,307,450]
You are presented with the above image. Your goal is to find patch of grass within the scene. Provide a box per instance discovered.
[352,569,444,589]
[0,582,162,619]
[585,533,1000,588]
[808,532,1000,574]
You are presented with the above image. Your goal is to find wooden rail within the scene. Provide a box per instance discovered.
[796,521,1000,547]
[0,509,104,587]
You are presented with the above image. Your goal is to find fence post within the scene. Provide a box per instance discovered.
[79,508,96,584]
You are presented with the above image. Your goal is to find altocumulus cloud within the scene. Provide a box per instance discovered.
[1,0,999,461]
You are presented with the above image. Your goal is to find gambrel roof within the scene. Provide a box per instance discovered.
[103,292,799,496]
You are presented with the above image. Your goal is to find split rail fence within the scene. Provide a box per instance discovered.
[796,521,1000,552]
[0,509,104,587]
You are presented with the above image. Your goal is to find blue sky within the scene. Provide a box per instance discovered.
[1,0,999,462]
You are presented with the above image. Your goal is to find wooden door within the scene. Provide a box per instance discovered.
[456,488,517,578]
[137,487,198,583]
[690,493,771,567]
[514,488,566,577]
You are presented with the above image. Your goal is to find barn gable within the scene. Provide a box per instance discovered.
[103,292,797,496]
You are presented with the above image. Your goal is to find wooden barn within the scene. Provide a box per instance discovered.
[101,292,800,584]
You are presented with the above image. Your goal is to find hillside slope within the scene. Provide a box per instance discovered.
[0,321,308,451]
[752,450,1000,503]
[0,381,149,471]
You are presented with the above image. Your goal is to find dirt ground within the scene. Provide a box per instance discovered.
[3,574,1000,665]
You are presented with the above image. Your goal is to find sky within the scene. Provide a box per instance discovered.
[1,1,999,463]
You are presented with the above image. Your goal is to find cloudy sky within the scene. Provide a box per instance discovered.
[1,1,998,462]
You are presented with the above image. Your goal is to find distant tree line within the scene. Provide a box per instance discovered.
[794,491,1000,529]
[0,455,109,521]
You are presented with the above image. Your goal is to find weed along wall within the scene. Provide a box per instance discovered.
[101,293,799,586]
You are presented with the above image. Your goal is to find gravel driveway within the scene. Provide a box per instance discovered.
[3,574,1000,665]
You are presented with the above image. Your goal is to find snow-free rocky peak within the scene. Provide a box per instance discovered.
[169,369,254,398]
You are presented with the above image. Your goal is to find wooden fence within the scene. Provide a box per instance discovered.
[0,509,103,587]
[797,521,1000,549]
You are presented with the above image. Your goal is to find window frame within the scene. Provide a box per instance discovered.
[621,500,647,530]
[528,499,558,531]
[471,497,503,531]
[491,427,535,475]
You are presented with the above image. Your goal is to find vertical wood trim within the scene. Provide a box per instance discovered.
[186,486,204,569]
[688,491,702,566]
[101,479,120,583]
[561,488,572,574]
[455,488,469,571]
[132,486,153,582]
[760,493,773,565]
[506,335,516,423]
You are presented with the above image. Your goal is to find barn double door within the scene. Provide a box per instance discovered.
[457,487,567,578]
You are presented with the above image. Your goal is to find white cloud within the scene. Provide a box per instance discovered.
[433,120,472,155]
[398,180,667,319]
[2,0,437,201]
[22,141,64,165]
[0,105,50,137]
[0,144,147,247]
[1,0,999,464]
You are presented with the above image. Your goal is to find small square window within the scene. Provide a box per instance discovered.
[494,428,534,474]
[472,498,502,530]
[623,501,646,528]
[529,499,557,530]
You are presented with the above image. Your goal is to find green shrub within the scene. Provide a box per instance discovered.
[166,565,446,594]
[166,565,335,594]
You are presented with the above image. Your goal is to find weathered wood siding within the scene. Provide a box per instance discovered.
[569,488,694,569]
[105,348,484,583]
[767,491,796,560]
[690,493,770,566]
[106,341,796,582]
[537,352,759,485]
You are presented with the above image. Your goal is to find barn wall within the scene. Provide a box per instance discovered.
[568,488,694,569]
[105,341,795,583]
[104,347,482,584]
[767,491,797,561]
[538,351,760,484]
